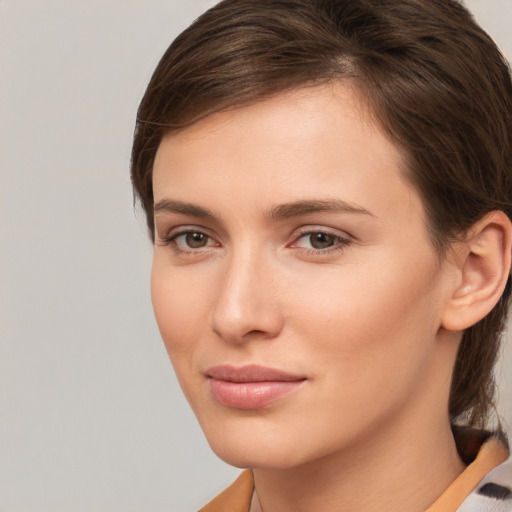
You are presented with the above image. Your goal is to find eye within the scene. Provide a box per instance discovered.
[303,232,337,250]
[291,229,351,252]
[178,231,210,249]
[159,228,220,254]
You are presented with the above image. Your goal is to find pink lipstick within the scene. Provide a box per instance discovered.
[205,365,306,409]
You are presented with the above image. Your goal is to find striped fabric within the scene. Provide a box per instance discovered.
[457,455,512,512]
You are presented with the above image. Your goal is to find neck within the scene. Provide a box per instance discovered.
[251,416,465,512]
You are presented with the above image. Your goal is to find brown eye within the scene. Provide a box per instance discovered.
[309,232,336,249]
[185,232,208,248]
[292,229,350,254]
[165,229,219,254]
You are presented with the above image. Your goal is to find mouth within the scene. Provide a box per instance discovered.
[205,364,307,410]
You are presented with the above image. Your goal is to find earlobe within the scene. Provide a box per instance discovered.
[441,211,512,332]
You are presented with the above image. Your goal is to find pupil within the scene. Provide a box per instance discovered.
[186,232,207,248]
[310,233,334,249]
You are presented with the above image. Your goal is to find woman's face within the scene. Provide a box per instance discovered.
[151,84,459,469]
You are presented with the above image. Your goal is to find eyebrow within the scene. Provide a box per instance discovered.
[153,199,215,219]
[153,198,374,220]
[268,199,375,221]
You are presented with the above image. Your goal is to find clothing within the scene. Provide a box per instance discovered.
[199,431,512,512]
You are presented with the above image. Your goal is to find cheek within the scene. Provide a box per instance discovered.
[150,260,217,411]
[274,265,443,449]
[283,255,442,380]
[150,260,210,358]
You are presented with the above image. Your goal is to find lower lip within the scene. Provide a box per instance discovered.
[208,379,305,409]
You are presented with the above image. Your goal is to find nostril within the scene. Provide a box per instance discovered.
[242,329,268,340]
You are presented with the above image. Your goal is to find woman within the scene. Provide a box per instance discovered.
[131,0,512,510]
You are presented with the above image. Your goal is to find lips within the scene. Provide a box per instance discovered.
[205,364,307,409]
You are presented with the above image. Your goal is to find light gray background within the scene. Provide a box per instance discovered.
[1,1,511,511]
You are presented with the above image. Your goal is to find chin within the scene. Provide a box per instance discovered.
[195,415,288,468]
[198,417,321,470]
[210,441,309,470]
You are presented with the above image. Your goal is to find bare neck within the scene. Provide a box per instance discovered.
[251,418,465,512]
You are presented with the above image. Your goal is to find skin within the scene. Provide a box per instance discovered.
[151,83,467,512]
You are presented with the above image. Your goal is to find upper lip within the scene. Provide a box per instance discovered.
[205,364,306,383]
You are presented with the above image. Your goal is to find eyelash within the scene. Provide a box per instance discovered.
[158,227,352,256]
[290,228,352,255]
[159,229,218,256]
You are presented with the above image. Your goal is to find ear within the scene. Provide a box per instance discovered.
[441,211,512,332]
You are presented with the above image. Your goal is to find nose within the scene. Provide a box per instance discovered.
[210,248,284,344]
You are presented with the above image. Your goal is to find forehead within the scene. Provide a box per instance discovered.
[155,83,400,172]
[152,83,424,228]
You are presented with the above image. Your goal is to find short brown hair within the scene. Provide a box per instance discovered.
[131,0,512,427]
